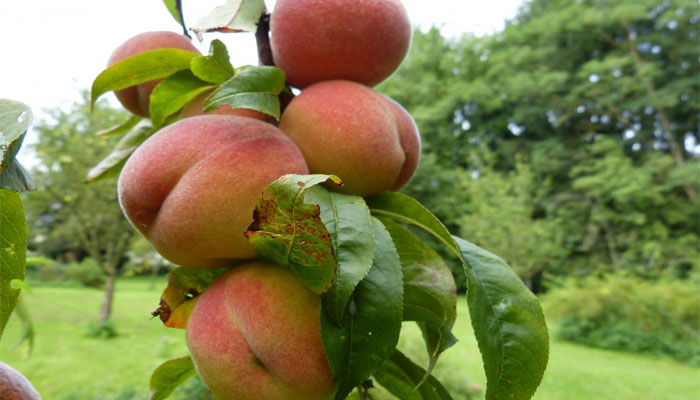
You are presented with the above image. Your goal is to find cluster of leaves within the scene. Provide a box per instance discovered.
[149,175,549,400]
[0,99,33,341]
[88,39,287,183]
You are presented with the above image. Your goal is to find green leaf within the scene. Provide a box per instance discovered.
[190,40,235,84]
[320,217,403,400]
[162,0,183,25]
[85,120,155,183]
[25,256,52,267]
[147,356,196,400]
[155,267,229,329]
[381,218,457,371]
[204,66,286,119]
[149,70,212,126]
[95,115,143,137]
[91,48,199,108]
[369,192,549,399]
[373,350,453,400]
[0,99,32,171]
[10,295,34,354]
[367,192,459,258]
[191,0,265,38]
[245,174,341,294]
[0,189,28,340]
[10,279,31,292]
[305,187,375,324]
[454,236,549,400]
[0,159,35,192]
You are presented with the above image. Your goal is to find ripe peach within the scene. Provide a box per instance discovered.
[108,31,200,117]
[279,80,420,197]
[270,0,412,88]
[117,115,308,268]
[179,89,267,121]
[0,362,40,400]
[186,261,335,400]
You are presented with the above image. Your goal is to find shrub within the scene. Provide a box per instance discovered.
[34,261,69,283]
[85,319,118,339]
[543,271,700,365]
[32,258,105,288]
[65,258,105,288]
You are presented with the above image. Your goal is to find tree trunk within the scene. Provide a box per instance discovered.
[100,267,118,322]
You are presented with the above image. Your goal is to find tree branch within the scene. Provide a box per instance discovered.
[255,9,293,117]
[255,12,274,66]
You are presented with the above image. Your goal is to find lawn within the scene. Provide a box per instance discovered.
[1,278,698,399]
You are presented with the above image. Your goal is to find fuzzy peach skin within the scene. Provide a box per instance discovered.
[108,31,200,117]
[270,0,411,89]
[0,362,40,400]
[186,261,336,400]
[179,89,267,121]
[117,115,308,268]
[279,80,420,197]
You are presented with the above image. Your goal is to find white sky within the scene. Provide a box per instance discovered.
[0,0,523,164]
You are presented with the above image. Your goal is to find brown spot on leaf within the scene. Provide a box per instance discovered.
[153,298,171,323]
[184,288,199,299]
[247,208,261,234]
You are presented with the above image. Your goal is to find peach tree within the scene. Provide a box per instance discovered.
[1,0,550,399]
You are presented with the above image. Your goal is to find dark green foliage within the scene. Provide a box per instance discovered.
[321,218,403,400]
[32,258,106,288]
[65,258,106,288]
[85,319,118,339]
[380,0,700,286]
[543,272,700,365]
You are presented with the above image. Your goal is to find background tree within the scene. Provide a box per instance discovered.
[23,94,135,321]
[380,0,699,287]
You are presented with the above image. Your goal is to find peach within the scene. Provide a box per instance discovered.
[270,0,412,88]
[0,362,40,400]
[179,89,267,121]
[108,31,200,117]
[279,80,420,197]
[186,261,335,400]
[117,115,308,268]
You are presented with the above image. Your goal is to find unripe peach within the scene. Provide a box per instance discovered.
[270,0,412,88]
[0,362,40,400]
[108,31,200,117]
[279,80,420,197]
[117,115,308,268]
[179,89,267,121]
[186,261,335,400]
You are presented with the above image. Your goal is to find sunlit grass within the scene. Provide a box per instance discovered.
[1,278,698,399]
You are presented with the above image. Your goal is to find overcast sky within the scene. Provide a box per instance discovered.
[0,0,524,164]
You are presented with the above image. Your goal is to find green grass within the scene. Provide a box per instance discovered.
[2,278,699,399]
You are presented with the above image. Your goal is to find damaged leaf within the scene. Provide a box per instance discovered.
[245,174,341,294]
[153,267,229,329]
[191,0,265,39]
